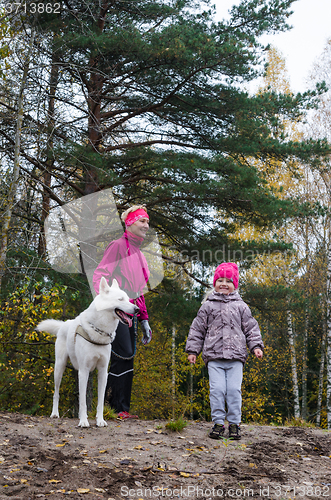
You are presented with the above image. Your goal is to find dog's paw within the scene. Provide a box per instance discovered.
[50,412,59,418]
[96,419,108,427]
[78,420,90,428]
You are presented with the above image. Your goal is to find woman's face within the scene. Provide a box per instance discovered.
[214,277,235,294]
[127,217,149,238]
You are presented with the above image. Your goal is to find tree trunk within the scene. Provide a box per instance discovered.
[172,325,176,419]
[0,31,35,289]
[326,243,331,429]
[301,290,309,420]
[316,327,326,427]
[301,218,310,421]
[287,308,300,419]
[38,51,59,257]
[84,2,109,195]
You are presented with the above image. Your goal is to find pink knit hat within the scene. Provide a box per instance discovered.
[213,262,239,289]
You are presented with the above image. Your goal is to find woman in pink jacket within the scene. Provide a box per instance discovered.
[93,205,152,419]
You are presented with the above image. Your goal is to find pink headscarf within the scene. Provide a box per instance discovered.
[213,262,239,289]
[124,208,149,227]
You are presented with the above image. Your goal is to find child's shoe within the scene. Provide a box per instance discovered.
[208,423,225,439]
[228,423,241,440]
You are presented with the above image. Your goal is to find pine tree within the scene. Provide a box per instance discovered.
[1,0,330,281]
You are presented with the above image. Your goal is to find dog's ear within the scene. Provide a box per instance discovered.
[111,278,120,289]
[99,277,110,293]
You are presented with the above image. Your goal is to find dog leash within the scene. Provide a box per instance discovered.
[111,313,138,361]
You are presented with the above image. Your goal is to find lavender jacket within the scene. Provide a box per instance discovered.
[185,291,263,365]
[93,231,150,321]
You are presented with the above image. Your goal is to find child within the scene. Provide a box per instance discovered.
[185,262,263,440]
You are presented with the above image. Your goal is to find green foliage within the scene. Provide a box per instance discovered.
[1,0,331,428]
[2,0,330,279]
[88,403,117,421]
[285,417,316,428]
[165,417,188,432]
[0,278,83,416]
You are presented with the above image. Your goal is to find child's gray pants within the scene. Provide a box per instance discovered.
[208,359,243,425]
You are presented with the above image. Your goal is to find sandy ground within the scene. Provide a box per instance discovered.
[0,412,331,499]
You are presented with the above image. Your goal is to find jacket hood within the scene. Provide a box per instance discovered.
[206,290,243,303]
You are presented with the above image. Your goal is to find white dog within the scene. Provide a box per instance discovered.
[37,277,139,427]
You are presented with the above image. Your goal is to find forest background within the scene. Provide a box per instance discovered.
[1,0,331,428]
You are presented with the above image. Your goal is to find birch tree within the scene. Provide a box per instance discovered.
[307,39,331,428]
[0,29,35,289]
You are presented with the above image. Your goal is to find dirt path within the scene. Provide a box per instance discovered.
[0,412,331,499]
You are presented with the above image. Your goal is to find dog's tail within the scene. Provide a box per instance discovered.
[37,319,64,337]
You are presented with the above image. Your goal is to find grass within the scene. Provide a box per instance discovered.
[165,416,188,432]
[285,417,316,428]
[88,403,117,421]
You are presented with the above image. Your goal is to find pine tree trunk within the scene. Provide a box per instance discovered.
[287,309,300,419]
[0,32,35,289]
[38,51,59,257]
[84,3,109,195]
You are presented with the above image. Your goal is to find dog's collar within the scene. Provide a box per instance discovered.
[75,325,112,345]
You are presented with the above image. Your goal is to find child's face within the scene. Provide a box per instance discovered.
[214,277,235,294]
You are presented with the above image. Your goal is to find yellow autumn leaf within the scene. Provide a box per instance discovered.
[180,472,190,478]
[49,479,62,483]
[77,488,90,494]
[56,443,66,447]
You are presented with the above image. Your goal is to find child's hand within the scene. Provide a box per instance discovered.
[188,354,196,364]
[254,348,263,359]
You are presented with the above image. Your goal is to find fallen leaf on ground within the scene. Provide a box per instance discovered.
[77,488,90,493]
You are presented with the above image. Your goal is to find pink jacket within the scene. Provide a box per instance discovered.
[185,291,263,365]
[93,231,150,321]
